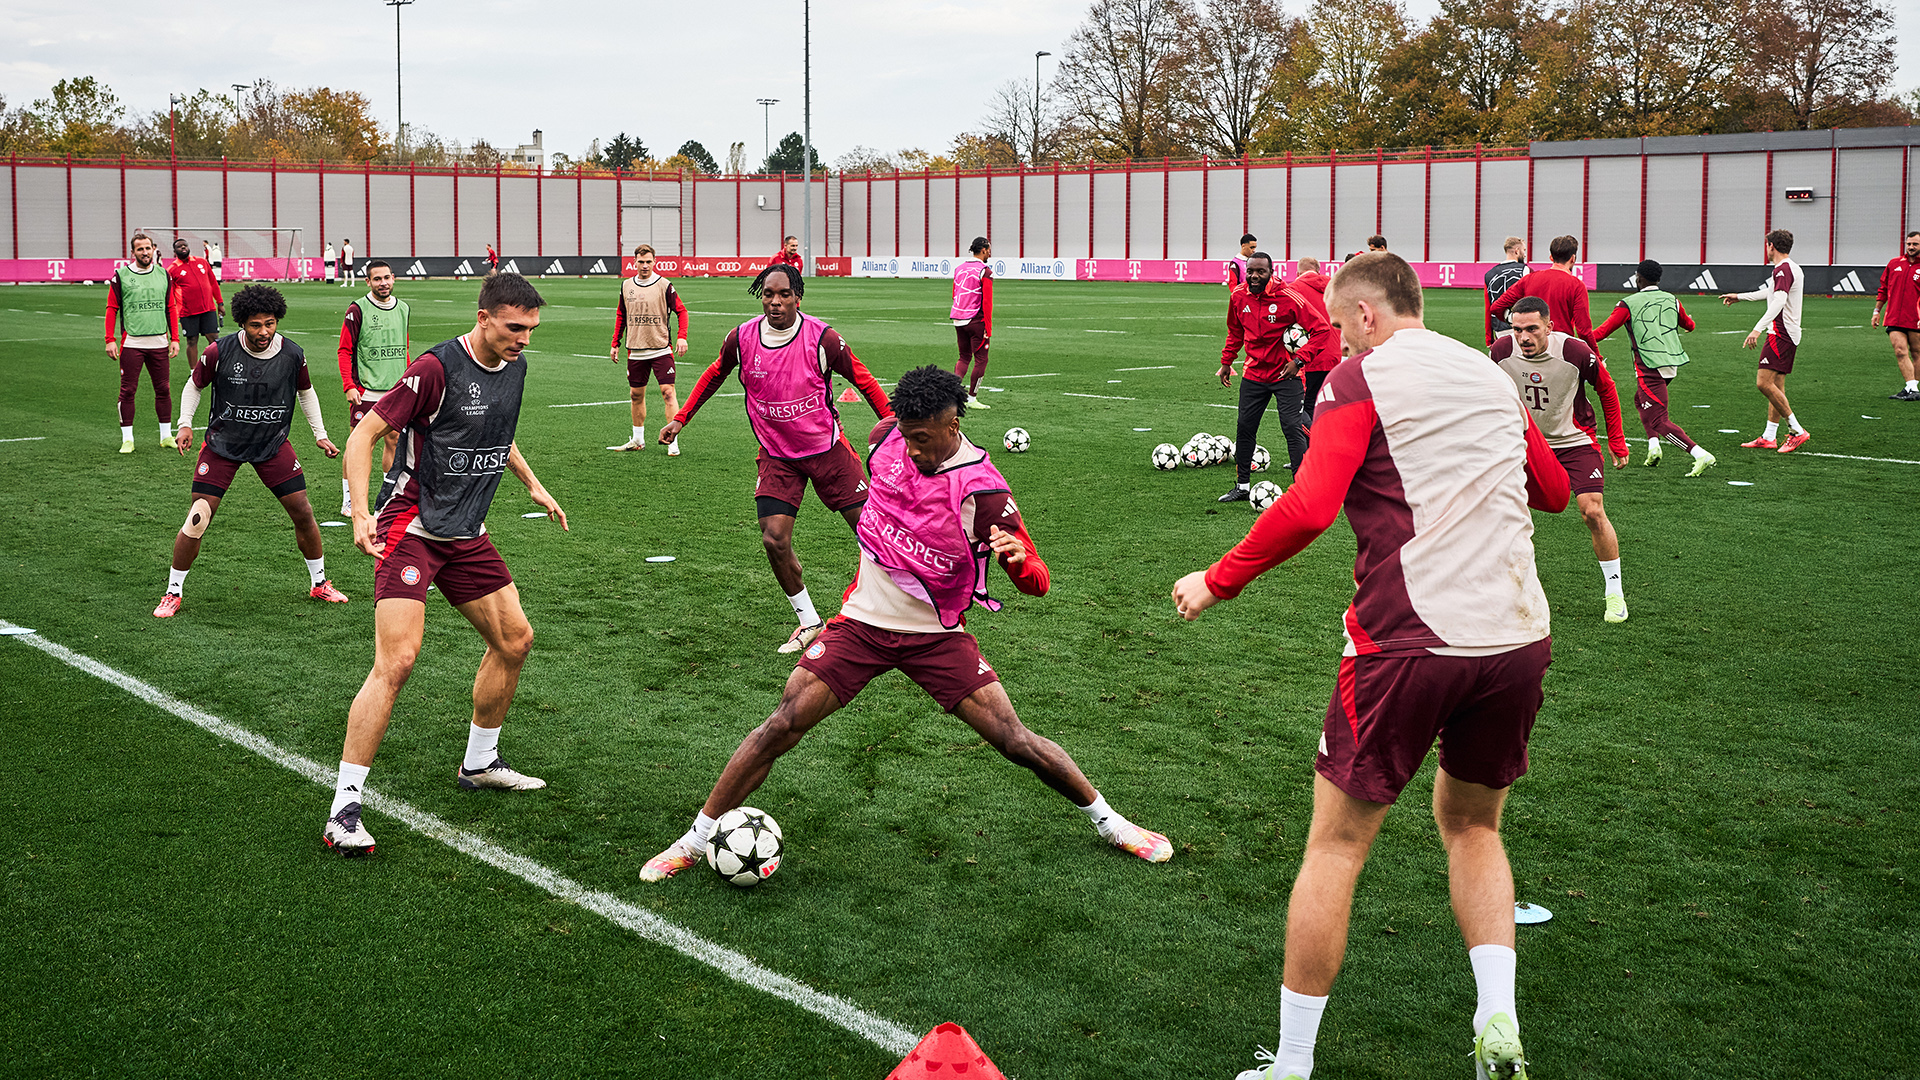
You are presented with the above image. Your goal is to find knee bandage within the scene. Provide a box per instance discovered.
[182,498,213,538]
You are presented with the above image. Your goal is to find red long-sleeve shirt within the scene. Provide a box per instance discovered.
[1876,254,1920,328]
[166,256,223,317]
[1490,267,1601,357]
[1288,270,1341,373]
[103,274,183,344]
[336,298,413,395]
[674,324,890,427]
[1593,294,1696,367]
[770,249,802,270]
[1221,281,1330,382]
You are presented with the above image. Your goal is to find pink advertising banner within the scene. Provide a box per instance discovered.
[1073,258,1597,289]
[0,258,318,283]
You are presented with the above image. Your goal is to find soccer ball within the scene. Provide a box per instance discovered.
[1151,443,1180,470]
[707,806,784,887]
[1180,443,1206,468]
[1249,480,1282,510]
[1003,427,1031,453]
[1207,435,1232,466]
[1250,445,1272,472]
[1282,323,1309,353]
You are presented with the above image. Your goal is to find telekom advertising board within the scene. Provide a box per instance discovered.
[847,255,1598,289]
[0,257,317,283]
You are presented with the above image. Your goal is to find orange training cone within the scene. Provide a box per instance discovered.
[885,1022,1008,1079]
[837,386,861,403]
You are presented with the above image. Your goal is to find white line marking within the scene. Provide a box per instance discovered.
[572,353,610,359]
[0,436,48,443]
[0,621,922,1057]
[1798,451,1920,465]
[1713,330,1745,334]
[989,373,1063,379]
[1173,333,1214,338]
[1202,403,1237,409]
[1063,392,1137,400]
[1083,329,1126,334]
[1115,366,1175,371]
[1005,325,1049,330]
[548,400,630,408]
[1834,324,1865,329]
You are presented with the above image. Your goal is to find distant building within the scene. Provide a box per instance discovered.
[507,130,545,171]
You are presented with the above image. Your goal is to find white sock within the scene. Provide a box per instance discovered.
[331,760,371,816]
[167,567,188,596]
[1689,444,1711,460]
[342,477,352,498]
[788,587,820,626]
[1763,420,1780,440]
[1907,380,1918,393]
[1237,482,1250,490]
[1786,413,1805,436]
[120,424,134,440]
[463,722,501,771]
[633,425,645,443]
[1275,985,1330,1078]
[1599,558,1622,597]
[1078,792,1129,838]
[1646,437,1661,454]
[1468,943,1518,1034]
[304,557,327,587]
[681,810,720,850]
[159,421,172,440]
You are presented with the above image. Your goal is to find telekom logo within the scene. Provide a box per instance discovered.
[1082,260,1099,279]
[235,259,254,278]
[1173,261,1188,281]
[1437,264,1457,286]
[1127,260,1143,280]
[45,260,66,280]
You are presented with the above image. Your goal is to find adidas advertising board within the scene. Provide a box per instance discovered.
[1596,263,1887,296]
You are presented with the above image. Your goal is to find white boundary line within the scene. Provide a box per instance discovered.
[548,400,630,408]
[1063,392,1137,400]
[0,620,921,1057]
[0,436,48,443]
[1799,451,1920,465]
[988,372,1063,379]
[1115,366,1175,371]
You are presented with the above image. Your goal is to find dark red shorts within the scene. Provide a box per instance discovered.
[191,441,306,498]
[374,530,514,605]
[754,436,869,515]
[1759,325,1797,374]
[954,317,988,363]
[1552,442,1605,496]
[348,391,388,428]
[1316,638,1552,804]
[626,353,677,388]
[796,616,1001,713]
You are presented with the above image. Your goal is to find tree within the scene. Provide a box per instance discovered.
[28,76,127,157]
[1288,0,1409,149]
[675,139,720,175]
[1753,0,1898,129]
[0,94,44,155]
[948,132,1020,170]
[1373,0,1544,146]
[130,89,235,160]
[725,141,748,175]
[1173,0,1299,158]
[975,79,1070,165]
[1054,0,1193,160]
[599,132,646,171]
[762,131,824,175]
[835,145,894,174]
[1583,0,1748,135]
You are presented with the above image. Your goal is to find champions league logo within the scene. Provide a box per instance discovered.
[449,451,470,472]
[468,383,481,399]
[1528,372,1543,383]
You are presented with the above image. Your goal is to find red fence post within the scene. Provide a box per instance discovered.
[985,169,993,250]
[409,161,417,258]
[616,168,624,258]
[1424,146,1433,263]
[1580,156,1590,262]
[1162,158,1169,261]
[1473,143,1483,263]
[1638,148,1648,262]
[1375,147,1384,236]
[10,152,18,259]
[318,160,327,266]
[924,172,932,255]
[1283,151,1292,261]
[1828,134,1838,266]
[1123,162,1132,260]
[734,173,741,258]
[953,169,960,254]
[1524,152,1533,262]
[536,165,544,258]
[366,158,373,257]
[1328,148,1338,261]
[270,156,279,258]
[1763,149,1773,237]
[894,171,902,256]
[1087,163,1095,259]
[1200,155,1209,261]
[1052,162,1060,259]
[119,153,127,245]
[496,159,503,257]
[1699,154,1709,264]
[452,160,460,257]
[65,153,73,259]
[221,156,230,255]
[1903,147,1912,239]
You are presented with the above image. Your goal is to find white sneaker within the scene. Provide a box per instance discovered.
[456,756,547,791]
[605,439,645,451]
[1232,1047,1303,1080]
[966,395,991,411]
[667,438,681,457]
[323,801,376,856]
[777,622,826,654]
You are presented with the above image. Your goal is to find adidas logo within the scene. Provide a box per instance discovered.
[404,259,427,276]
[545,259,565,274]
[1589,468,1603,479]
[976,658,993,675]
[588,259,608,273]
[1689,269,1718,290]
[1622,276,1639,289]
[454,259,474,275]
[1001,501,1016,517]
[854,481,867,492]
[1831,270,1866,293]
[503,259,521,274]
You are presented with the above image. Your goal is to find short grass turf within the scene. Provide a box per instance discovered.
[0,276,1915,1078]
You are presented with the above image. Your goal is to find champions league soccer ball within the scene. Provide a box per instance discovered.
[1003,427,1031,453]
[1250,445,1272,472]
[1152,443,1181,470]
[1282,323,1309,353]
[707,807,784,887]
[1249,479,1282,511]
[1207,436,1232,466]
[1181,441,1206,468]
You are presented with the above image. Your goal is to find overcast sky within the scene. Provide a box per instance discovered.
[4,0,1917,166]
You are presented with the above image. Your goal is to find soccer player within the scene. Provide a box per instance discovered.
[1489,235,1601,357]
[1366,235,1387,252]
[340,238,355,288]
[606,244,689,454]
[951,236,994,410]
[321,273,570,857]
[658,264,892,654]
[1173,253,1570,1080]
[772,235,802,271]
[640,365,1172,883]
[1721,229,1811,453]
[168,237,225,374]
[1484,236,1528,344]
[1217,252,1328,500]
[155,285,348,618]
[323,241,336,285]
[1225,233,1257,288]
[1592,259,1716,476]
[1494,297,1633,623]
[1871,230,1920,400]
[104,231,182,453]
[486,242,500,275]
[337,259,411,517]
[204,238,223,281]
[1289,256,1337,418]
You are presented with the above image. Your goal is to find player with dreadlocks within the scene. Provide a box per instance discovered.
[641,364,1172,882]
[660,263,892,653]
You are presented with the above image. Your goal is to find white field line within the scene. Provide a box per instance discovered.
[1798,451,1920,465]
[0,620,921,1057]
[1082,329,1127,334]
[0,436,48,442]
[1115,366,1175,371]
[1063,392,1137,400]
[988,373,1063,379]
[548,400,631,408]
[1004,325,1050,330]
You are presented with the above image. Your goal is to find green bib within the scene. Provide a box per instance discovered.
[114,265,170,338]
[1620,289,1690,369]
[352,296,411,391]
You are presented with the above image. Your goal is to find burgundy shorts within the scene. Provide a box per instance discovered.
[348,391,387,428]
[796,616,1001,713]
[1759,325,1797,374]
[374,530,514,605]
[626,353,677,388]
[1316,638,1552,804]
[754,436,869,515]
[1552,442,1605,496]
[954,317,988,363]
[191,441,306,499]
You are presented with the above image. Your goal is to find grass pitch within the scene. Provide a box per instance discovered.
[0,275,1915,1078]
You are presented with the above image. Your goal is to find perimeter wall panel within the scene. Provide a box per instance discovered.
[1286,166,1328,260]
[369,174,410,258]
[1480,160,1529,261]
[1644,155,1703,264]
[1834,148,1901,264]
[70,167,120,259]
[1380,162,1426,259]
[1167,169,1204,259]
[1092,171,1126,258]
[1427,162,1475,262]
[1333,162,1377,258]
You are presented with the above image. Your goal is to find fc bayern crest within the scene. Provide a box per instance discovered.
[401,565,421,585]
[805,640,826,659]
[196,462,209,475]
[1528,372,1543,383]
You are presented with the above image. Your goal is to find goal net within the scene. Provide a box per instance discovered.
[134,226,307,280]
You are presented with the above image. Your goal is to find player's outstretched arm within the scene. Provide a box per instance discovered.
[508,442,569,531]
[824,331,892,418]
[664,330,742,439]
[343,413,393,554]
[1522,409,1571,513]
[1587,355,1631,463]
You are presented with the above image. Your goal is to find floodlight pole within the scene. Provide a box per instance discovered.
[1033,51,1051,166]
[756,99,779,166]
[801,0,812,276]
[168,94,182,164]
[231,83,248,118]
[387,0,414,158]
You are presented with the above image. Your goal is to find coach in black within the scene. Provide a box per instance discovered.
[323,273,569,857]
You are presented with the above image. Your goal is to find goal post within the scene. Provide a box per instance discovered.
[132,226,307,280]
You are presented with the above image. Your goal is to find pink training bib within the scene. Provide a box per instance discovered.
[735,312,841,459]
[950,261,987,321]
[856,427,1013,629]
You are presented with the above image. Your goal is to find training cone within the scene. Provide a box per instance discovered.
[885,1023,1007,1079]
[837,386,861,402]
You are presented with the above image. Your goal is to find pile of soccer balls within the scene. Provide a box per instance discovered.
[1003,427,1031,453]
[1151,433,1269,473]
[707,806,784,887]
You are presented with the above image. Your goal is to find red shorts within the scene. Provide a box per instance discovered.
[626,353,677,388]
[191,441,306,499]
[796,616,1001,713]
[1759,325,1797,374]
[348,391,388,428]
[954,317,988,363]
[1552,442,1605,496]
[754,436,869,515]
[1316,638,1552,804]
[374,530,514,605]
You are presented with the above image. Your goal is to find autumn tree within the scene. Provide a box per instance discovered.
[675,140,720,175]
[1751,0,1898,129]
[1172,0,1298,158]
[1054,0,1193,160]
[130,89,234,160]
[29,76,128,157]
[1583,0,1748,135]
[1285,0,1410,150]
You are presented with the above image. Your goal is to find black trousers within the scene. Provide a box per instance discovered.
[1235,375,1309,482]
